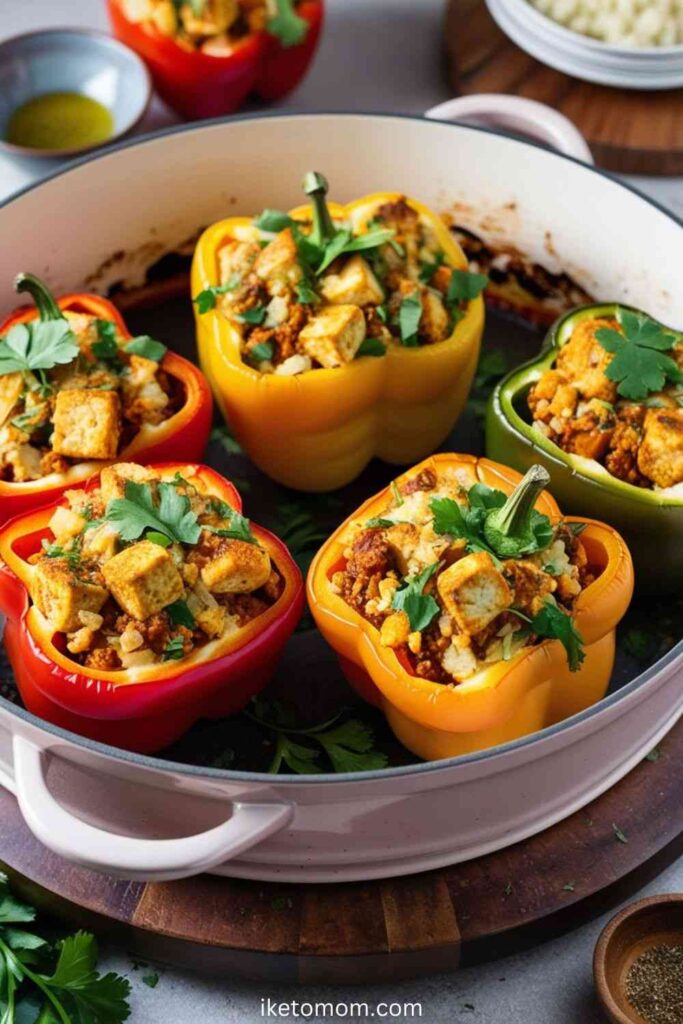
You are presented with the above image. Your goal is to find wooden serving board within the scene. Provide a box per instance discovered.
[445,0,683,175]
[0,719,680,984]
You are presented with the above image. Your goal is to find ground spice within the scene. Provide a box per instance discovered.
[626,943,683,1024]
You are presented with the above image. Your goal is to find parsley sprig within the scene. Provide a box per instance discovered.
[512,600,585,672]
[105,479,201,546]
[391,562,441,631]
[0,872,130,1023]
[595,307,683,401]
[0,274,79,394]
[247,698,388,774]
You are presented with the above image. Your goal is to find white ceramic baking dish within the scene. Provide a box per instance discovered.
[0,108,681,883]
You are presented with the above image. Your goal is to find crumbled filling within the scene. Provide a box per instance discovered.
[528,316,683,492]
[119,0,299,53]
[216,197,479,374]
[0,311,177,483]
[28,462,282,670]
[332,465,591,684]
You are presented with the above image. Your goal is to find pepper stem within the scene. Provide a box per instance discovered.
[14,273,64,322]
[493,465,550,538]
[302,171,336,247]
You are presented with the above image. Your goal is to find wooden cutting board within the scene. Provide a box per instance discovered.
[0,719,680,984]
[445,0,683,175]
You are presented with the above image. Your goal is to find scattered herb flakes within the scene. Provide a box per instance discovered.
[365,517,394,529]
[237,305,267,326]
[530,600,585,673]
[562,881,576,892]
[193,278,240,314]
[613,823,629,845]
[92,319,121,365]
[166,599,195,629]
[295,280,320,305]
[163,636,186,661]
[141,972,159,989]
[646,746,662,763]
[596,307,683,401]
[248,340,275,364]
[398,291,422,346]
[356,337,386,358]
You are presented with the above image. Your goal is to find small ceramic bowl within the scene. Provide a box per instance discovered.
[594,894,683,1024]
[0,28,152,158]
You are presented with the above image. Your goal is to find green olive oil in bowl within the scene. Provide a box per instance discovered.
[6,92,114,152]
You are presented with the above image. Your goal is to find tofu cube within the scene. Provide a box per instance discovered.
[298,305,366,368]
[638,407,683,489]
[437,552,512,636]
[32,560,108,633]
[100,463,156,505]
[52,389,121,460]
[102,540,184,620]
[320,255,384,307]
[420,288,450,344]
[200,539,271,594]
[254,228,302,289]
[218,239,260,284]
[0,373,22,429]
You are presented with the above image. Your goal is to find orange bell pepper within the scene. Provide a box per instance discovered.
[0,462,304,753]
[192,179,484,492]
[307,453,634,761]
[0,274,213,525]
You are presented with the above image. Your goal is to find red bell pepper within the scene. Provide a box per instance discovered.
[0,462,304,753]
[107,0,324,120]
[0,277,213,526]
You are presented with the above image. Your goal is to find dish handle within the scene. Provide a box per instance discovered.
[12,736,293,881]
[424,94,594,163]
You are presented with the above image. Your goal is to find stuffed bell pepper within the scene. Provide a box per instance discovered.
[308,453,633,761]
[0,461,303,753]
[0,273,212,525]
[192,172,485,491]
[108,0,323,119]
[487,303,683,592]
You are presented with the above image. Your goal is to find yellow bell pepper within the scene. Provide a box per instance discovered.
[307,453,634,761]
[192,175,484,491]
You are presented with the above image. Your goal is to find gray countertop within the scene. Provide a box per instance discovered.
[1,1,681,1021]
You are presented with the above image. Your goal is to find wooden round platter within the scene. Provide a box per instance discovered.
[445,0,683,176]
[0,719,679,983]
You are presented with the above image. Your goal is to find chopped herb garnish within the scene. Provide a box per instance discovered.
[142,971,160,989]
[124,335,167,361]
[254,209,296,233]
[248,341,275,363]
[356,337,386,358]
[163,636,186,661]
[646,746,662,763]
[295,280,320,305]
[105,480,201,546]
[166,600,195,629]
[531,599,585,672]
[563,881,576,892]
[266,0,309,46]
[430,495,499,561]
[193,277,240,314]
[390,480,404,506]
[391,562,441,632]
[376,303,388,324]
[237,305,267,326]
[92,319,121,365]
[398,291,422,346]
[206,503,256,544]
[595,307,683,400]
[613,823,629,844]
[446,269,488,306]
[365,517,394,528]
[418,250,446,283]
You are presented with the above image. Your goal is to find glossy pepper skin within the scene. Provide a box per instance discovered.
[0,463,304,754]
[0,289,213,527]
[486,302,683,594]
[192,192,485,492]
[107,0,324,120]
[308,453,634,762]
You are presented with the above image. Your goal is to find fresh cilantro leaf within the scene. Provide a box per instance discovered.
[166,600,195,629]
[248,341,275,363]
[531,599,585,672]
[266,0,309,46]
[595,307,683,400]
[315,719,389,773]
[124,336,167,361]
[163,636,185,661]
[419,250,446,283]
[0,878,35,925]
[563,882,576,893]
[41,932,131,1023]
[392,562,440,632]
[206,505,256,544]
[0,321,78,376]
[141,972,159,989]
[314,227,398,276]
[254,209,296,232]
[446,269,488,306]
[193,279,240,314]
[467,483,506,511]
[41,539,81,569]
[105,480,201,546]
[295,280,320,305]
[430,496,498,560]
[376,304,388,324]
[356,337,386,358]
[237,305,267,326]
[91,320,121,366]
[276,737,323,774]
[398,291,422,346]
[365,517,394,528]
[315,229,352,275]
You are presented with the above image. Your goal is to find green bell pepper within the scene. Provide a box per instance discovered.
[485,302,683,594]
